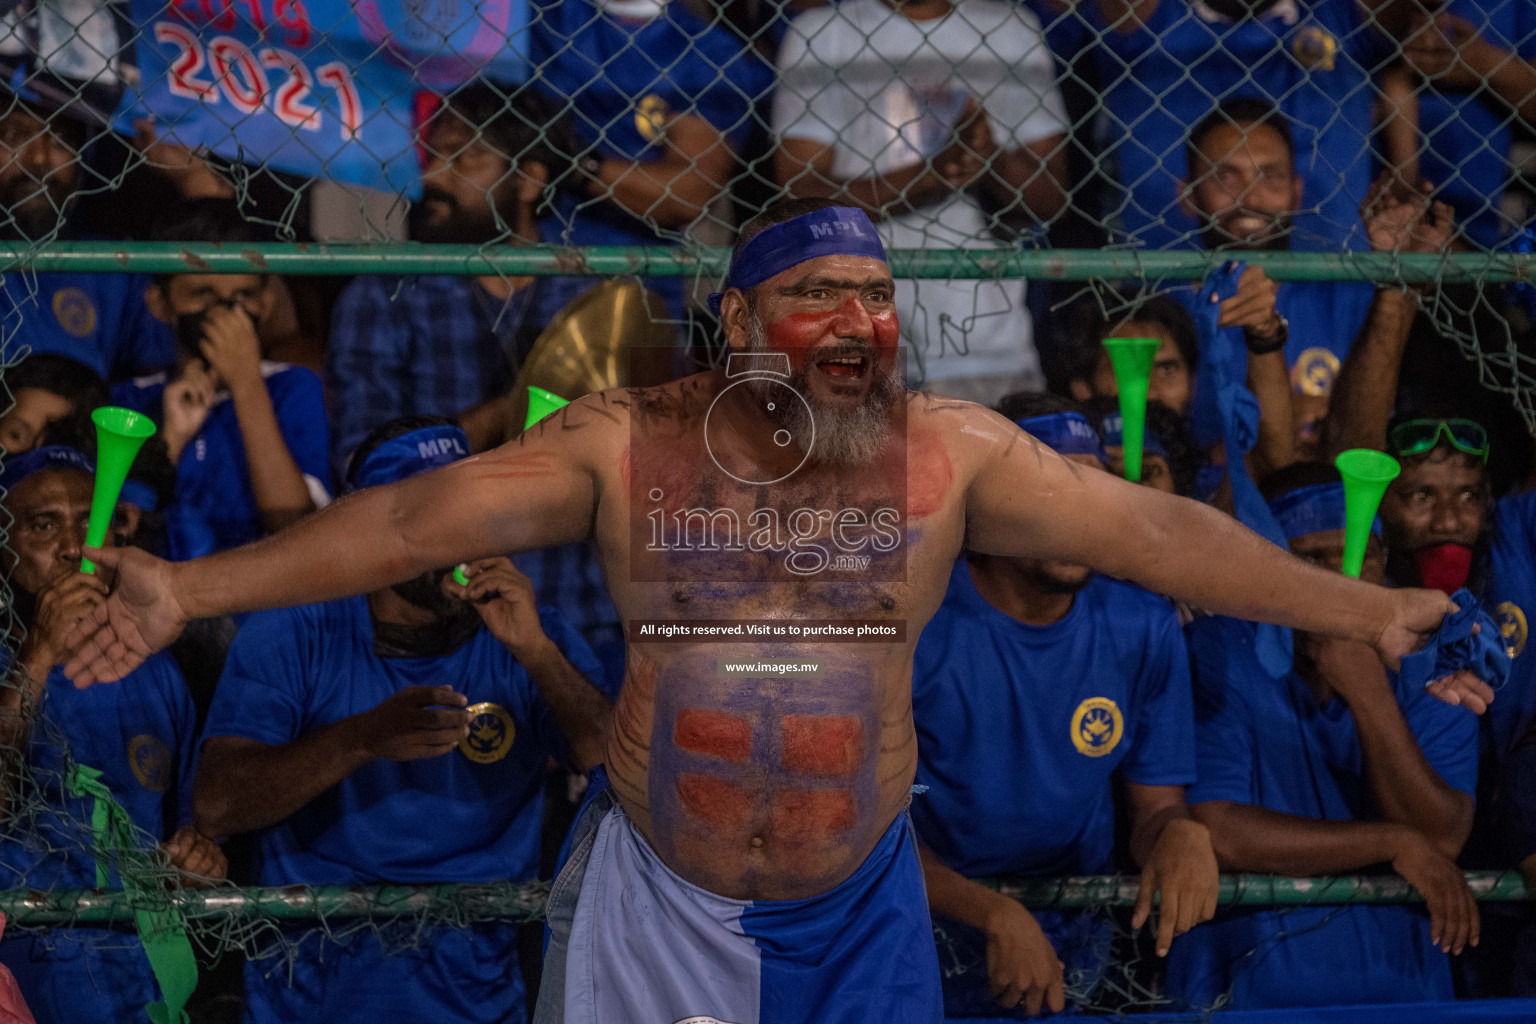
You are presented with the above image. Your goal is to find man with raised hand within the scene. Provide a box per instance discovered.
[66,198,1480,1022]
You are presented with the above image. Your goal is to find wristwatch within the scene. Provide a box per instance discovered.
[1243,315,1289,355]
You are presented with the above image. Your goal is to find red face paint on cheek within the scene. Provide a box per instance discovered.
[764,312,836,373]
[870,309,899,351]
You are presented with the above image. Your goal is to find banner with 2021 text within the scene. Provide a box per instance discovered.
[120,0,529,193]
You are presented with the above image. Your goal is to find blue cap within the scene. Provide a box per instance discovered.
[0,445,93,496]
[348,425,471,492]
[1014,411,1105,461]
[1268,481,1383,542]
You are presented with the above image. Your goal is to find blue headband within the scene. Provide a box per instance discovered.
[1100,412,1169,459]
[1015,412,1105,460]
[708,207,888,315]
[1268,482,1383,542]
[349,425,471,492]
[0,445,93,495]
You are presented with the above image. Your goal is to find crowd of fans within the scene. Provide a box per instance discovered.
[0,0,1533,1020]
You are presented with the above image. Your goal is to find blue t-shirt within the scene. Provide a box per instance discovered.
[204,596,612,887]
[1426,0,1536,249]
[112,362,331,552]
[912,563,1197,878]
[1168,615,1479,1010]
[0,271,174,379]
[1078,0,1380,251]
[1172,279,1376,396]
[0,654,196,1024]
[204,596,612,1024]
[1485,489,1536,763]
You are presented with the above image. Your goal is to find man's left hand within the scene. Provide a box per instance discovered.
[1215,265,1280,332]
[1374,587,1459,669]
[1426,670,1495,716]
[161,825,227,887]
[447,558,550,662]
[199,305,264,393]
[1134,818,1219,957]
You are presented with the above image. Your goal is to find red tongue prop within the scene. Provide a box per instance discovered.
[1415,543,1473,595]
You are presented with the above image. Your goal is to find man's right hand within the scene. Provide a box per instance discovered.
[23,569,110,673]
[1360,172,1454,255]
[1391,828,1479,955]
[351,685,471,762]
[982,896,1067,1016]
[936,100,993,193]
[62,546,187,687]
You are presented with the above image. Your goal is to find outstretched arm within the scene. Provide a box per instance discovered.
[65,397,617,684]
[957,404,1452,661]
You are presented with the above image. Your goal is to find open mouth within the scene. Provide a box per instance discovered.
[814,354,869,379]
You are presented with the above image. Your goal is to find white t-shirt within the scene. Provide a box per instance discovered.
[773,0,1067,384]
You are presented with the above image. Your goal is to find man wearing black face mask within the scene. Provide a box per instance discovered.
[327,85,572,469]
[193,414,615,1024]
[113,198,331,553]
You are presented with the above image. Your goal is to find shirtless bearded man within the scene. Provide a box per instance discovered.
[66,200,1478,1023]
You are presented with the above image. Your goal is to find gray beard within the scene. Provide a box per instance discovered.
[741,314,903,467]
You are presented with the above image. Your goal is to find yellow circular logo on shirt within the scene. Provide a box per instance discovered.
[635,94,670,143]
[51,287,96,338]
[460,702,515,764]
[128,734,172,791]
[1291,347,1341,398]
[1070,697,1124,758]
[1497,601,1528,659]
[1292,25,1338,71]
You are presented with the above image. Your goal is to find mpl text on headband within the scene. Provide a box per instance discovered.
[707,207,889,316]
[0,445,93,496]
[1014,412,1106,461]
[348,425,472,492]
[1268,482,1383,543]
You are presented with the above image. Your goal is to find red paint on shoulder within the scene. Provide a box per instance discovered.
[780,715,864,777]
[674,709,753,762]
[770,788,855,836]
[677,774,754,831]
[906,430,953,520]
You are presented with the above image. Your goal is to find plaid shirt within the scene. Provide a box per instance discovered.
[326,275,539,475]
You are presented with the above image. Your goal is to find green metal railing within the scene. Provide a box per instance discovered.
[0,244,1528,282]
[2,872,1526,927]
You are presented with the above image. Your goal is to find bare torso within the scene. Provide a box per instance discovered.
[578,375,971,899]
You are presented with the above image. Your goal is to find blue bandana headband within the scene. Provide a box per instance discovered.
[707,207,888,316]
[1268,482,1383,542]
[349,425,471,492]
[1100,412,1168,459]
[1015,412,1105,460]
[0,445,93,495]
